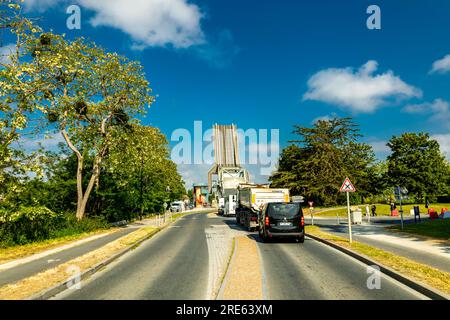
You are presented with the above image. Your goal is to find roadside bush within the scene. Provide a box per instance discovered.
[0,207,109,248]
[0,206,64,247]
[49,214,109,238]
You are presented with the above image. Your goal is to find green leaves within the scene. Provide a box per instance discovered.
[386,133,449,200]
[271,117,376,206]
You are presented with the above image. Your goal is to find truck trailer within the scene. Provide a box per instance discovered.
[236,185,290,231]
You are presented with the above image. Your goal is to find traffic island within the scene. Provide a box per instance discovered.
[306,226,450,299]
[219,236,263,300]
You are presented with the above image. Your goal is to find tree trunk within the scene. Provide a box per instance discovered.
[61,113,112,220]
[76,153,105,220]
[75,156,84,220]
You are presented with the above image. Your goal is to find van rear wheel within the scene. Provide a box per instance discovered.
[259,229,268,242]
[297,235,305,243]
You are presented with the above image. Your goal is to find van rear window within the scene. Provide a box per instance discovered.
[268,203,301,218]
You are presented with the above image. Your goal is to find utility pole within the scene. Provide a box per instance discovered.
[340,177,356,244]
[346,192,352,243]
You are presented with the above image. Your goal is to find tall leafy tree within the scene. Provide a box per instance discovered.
[0,1,44,203]
[105,125,185,218]
[27,34,154,219]
[386,133,448,201]
[270,118,376,206]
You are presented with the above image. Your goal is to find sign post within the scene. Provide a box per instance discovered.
[395,187,408,230]
[340,177,356,243]
[308,201,314,226]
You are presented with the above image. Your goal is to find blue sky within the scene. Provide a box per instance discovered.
[8,0,450,185]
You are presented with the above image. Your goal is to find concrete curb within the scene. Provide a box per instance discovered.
[306,233,449,301]
[27,211,212,300]
[216,237,237,300]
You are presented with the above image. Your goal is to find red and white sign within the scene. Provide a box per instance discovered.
[308,201,314,207]
[340,177,356,193]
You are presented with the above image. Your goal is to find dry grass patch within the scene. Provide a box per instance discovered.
[222,236,263,300]
[307,226,450,296]
[0,226,159,300]
[0,229,115,265]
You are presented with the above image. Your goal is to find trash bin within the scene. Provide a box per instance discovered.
[414,206,421,223]
[351,208,363,224]
[428,208,438,219]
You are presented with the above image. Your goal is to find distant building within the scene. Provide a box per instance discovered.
[193,184,209,208]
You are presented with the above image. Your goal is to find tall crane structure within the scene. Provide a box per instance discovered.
[208,124,249,216]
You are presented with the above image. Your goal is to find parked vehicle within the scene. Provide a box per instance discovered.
[236,185,290,231]
[217,197,225,215]
[224,194,237,216]
[258,202,305,243]
[169,201,184,213]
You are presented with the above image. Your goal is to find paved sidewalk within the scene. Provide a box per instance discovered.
[317,223,450,273]
[0,209,209,287]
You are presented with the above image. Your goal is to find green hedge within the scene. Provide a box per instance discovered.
[0,206,109,248]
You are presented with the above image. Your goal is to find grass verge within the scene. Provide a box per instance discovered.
[0,225,159,300]
[306,225,450,295]
[315,203,450,217]
[0,229,115,265]
[389,219,450,241]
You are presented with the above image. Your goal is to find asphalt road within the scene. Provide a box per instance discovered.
[0,227,135,287]
[257,237,426,300]
[317,224,450,273]
[55,214,211,300]
[53,214,427,300]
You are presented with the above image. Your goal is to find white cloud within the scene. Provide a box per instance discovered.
[0,44,16,65]
[367,140,390,160]
[311,112,338,124]
[431,134,450,159]
[303,60,422,113]
[15,132,65,152]
[370,140,389,153]
[403,99,450,129]
[430,55,450,74]
[177,164,210,188]
[22,0,61,12]
[24,0,205,49]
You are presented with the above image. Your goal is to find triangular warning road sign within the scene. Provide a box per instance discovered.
[340,177,356,192]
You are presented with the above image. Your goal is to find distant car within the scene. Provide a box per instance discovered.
[258,202,305,243]
[170,201,184,213]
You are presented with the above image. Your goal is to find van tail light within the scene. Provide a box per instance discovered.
[265,216,270,227]
[300,216,305,227]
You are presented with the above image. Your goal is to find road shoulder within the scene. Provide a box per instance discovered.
[306,226,450,299]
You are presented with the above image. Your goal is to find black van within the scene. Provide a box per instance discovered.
[258,202,305,243]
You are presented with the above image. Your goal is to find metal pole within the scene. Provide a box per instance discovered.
[399,193,404,230]
[347,192,352,243]
[310,207,314,226]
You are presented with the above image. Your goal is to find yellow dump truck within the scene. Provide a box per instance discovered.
[236,185,290,231]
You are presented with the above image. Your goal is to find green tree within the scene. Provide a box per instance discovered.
[270,118,376,206]
[105,125,185,218]
[386,133,448,201]
[0,1,43,193]
[27,34,154,219]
